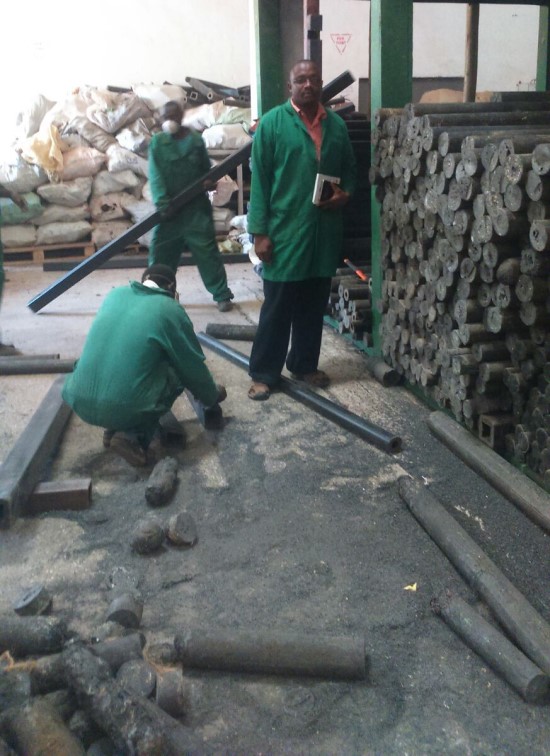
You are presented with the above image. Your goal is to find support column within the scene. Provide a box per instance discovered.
[369,0,413,354]
[251,0,285,117]
[304,0,322,72]
[536,6,550,92]
[463,3,480,103]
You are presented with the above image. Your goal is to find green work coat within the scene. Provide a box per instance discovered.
[248,100,357,282]
[62,282,219,432]
[148,130,212,218]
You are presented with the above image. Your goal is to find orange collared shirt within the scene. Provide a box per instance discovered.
[290,99,327,160]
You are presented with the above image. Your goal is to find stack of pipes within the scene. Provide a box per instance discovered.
[371,95,550,483]
[328,266,372,342]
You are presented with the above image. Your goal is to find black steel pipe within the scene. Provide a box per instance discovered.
[205,323,257,341]
[433,591,550,704]
[0,358,75,375]
[197,332,402,454]
[27,145,253,313]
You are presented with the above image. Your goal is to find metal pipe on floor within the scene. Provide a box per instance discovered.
[398,475,550,676]
[428,411,550,534]
[0,358,75,375]
[432,590,550,704]
[174,628,367,680]
[197,332,402,454]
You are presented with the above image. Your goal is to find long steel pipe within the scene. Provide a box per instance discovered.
[197,332,402,454]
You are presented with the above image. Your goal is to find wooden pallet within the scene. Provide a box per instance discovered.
[4,241,95,265]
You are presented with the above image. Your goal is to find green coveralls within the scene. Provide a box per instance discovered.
[148,131,233,303]
[247,100,357,385]
[62,281,219,444]
[247,100,357,281]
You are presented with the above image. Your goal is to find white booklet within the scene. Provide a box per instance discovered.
[312,173,341,205]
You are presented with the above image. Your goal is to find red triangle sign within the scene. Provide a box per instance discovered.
[331,33,351,55]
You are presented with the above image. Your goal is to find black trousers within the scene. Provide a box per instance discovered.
[249,277,332,386]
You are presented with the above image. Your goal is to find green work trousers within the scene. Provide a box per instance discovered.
[149,206,232,303]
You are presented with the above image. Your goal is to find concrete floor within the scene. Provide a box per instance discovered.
[1,260,550,754]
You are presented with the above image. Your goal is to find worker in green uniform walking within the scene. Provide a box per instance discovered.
[0,184,27,350]
[148,101,234,312]
[62,264,227,467]
[247,59,357,400]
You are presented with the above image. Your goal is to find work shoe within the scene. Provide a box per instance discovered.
[109,432,148,467]
[290,370,330,388]
[216,299,233,312]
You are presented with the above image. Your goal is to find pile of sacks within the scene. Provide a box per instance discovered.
[0,84,252,250]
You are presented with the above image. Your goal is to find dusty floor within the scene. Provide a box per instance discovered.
[1,260,550,754]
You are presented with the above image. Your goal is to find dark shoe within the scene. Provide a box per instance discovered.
[248,382,271,401]
[217,299,233,312]
[103,429,115,448]
[291,370,330,388]
[110,432,148,467]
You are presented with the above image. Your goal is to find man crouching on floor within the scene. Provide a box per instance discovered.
[62,264,226,467]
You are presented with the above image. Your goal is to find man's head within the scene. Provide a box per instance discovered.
[288,60,322,110]
[160,101,184,134]
[142,264,177,297]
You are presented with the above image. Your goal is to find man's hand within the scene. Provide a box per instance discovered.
[159,203,178,221]
[318,184,350,211]
[253,234,273,264]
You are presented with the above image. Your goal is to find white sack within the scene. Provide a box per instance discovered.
[40,92,88,132]
[36,221,92,245]
[115,118,155,154]
[1,224,37,247]
[37,177,93,207]
[61,147,107,181]
[106,145,148,178]
[59,134,92,151]
[90,192,130,222]
[34,203,89,226]
[93,169,142,196]
[184,102,251,131]
[15,94,56,139]
[201,124,252,150]
[87,92,151,134]
[67,116,117,153]
[0,152,48,193]
[132,83,187,111]
[120,195,155,221]
[92,220,133,247]
[209,175,238,207]
[212,206,234,234]
[142,181,153,203]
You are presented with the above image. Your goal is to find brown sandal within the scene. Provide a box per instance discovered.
[248,382,271,401]
[291,370,330,388]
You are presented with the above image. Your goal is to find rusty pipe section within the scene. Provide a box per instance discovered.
[197,332,402,454]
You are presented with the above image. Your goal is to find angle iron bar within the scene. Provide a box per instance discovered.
[27,144,253,313]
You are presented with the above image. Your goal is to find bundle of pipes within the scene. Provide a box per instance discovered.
[371,99,550,484]
[328,265,372,343]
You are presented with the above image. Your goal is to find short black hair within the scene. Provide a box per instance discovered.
[142,264,177,291]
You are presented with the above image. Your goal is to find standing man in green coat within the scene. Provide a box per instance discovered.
[63,264,226,466]
[148,101,234,312]
[247,60,356,400]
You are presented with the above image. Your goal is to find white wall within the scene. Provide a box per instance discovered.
[0,0,250,141]
[0,0,543,141]
[414,3,540,91]
[321,0,370,106]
